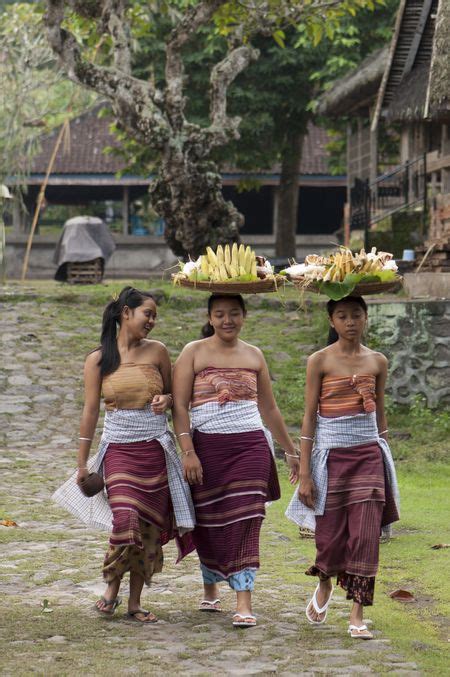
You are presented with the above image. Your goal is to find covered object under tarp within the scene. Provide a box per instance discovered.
[54,216,116,281]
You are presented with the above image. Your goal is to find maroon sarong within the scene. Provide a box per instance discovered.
[104,440,193,560]
[192,429,280,578]
[307,442,396,606]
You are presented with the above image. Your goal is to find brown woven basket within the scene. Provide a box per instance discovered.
[291,277,402,296]
[172,275,285,294]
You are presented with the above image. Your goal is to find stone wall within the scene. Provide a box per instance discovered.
[368,299,450,408]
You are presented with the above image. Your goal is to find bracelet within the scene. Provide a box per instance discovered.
[285,452,299,459]
[300,436,313,441]
[79,437,92,442]
[165,393,173,405]
[379,429,389,435]
[180,448,195,456]
[176,432,191,439]
[78,465,88,470]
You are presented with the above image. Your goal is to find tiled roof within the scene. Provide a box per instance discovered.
[31,105,332,177]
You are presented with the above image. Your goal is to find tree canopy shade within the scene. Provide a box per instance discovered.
[44,0,386,257]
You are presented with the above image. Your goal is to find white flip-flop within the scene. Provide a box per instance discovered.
[348,624,373,639]
[232,613,256,628]
[199,598,222,612]
[305,583,334,625]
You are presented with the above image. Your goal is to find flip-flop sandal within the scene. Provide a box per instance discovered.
[232,613,256,628]
[348,624,373,639]
[199,599,222,612]
[126,610,158,624]
[95,596,122,616]
[305,583,333,625]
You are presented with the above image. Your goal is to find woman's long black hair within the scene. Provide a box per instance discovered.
[99,286,155,376]
[326,295,368,345]
[201,294,247,338]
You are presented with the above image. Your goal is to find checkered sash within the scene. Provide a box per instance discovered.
[190,400,275,456]
[285,411,400,533]
[52,409,195,532]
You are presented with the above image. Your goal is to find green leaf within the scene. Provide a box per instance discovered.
[272,30,285,48]
[320,277,357,300]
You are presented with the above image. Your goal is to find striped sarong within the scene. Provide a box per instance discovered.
[104,440,171,548]
[191,428,280,578]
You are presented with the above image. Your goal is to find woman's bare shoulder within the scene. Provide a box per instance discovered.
[306,346,329,366]
[85,348,101,366]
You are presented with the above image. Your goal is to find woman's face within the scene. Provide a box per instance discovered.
[330,301,367,341]
[124,298,157,339]
[208,298,245,341]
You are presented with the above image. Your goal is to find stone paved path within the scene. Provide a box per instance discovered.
[0,295,421,676]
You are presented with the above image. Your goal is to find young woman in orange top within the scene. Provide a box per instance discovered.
[286,295,399,639]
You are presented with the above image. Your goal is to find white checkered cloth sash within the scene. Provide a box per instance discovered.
[52,408,195,532]
[285,411,400,533]
[190,400,275,456]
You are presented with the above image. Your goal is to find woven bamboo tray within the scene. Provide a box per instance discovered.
[291,277,402,296]
[172,275,285,294]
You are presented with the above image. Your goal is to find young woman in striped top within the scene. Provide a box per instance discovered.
[173,293,299,628]
[286,295,399,639]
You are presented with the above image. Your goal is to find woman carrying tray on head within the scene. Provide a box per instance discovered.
[172,293,299,628]
[53,286,195,623]
[286,295,399,639]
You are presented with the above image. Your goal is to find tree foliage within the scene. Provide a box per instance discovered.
[43,0,386,256]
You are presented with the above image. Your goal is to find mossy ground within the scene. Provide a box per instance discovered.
[0,280,448,675]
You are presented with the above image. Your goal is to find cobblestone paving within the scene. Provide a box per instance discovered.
[0,296,421,676]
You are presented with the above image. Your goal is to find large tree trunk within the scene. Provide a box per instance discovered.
[276,131,304,258]
[151,152,243,257]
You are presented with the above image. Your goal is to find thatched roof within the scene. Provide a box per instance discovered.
[425,0,450,119]
[373,0,449,127]
[317,47,388,117]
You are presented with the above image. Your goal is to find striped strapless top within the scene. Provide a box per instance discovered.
[319,374,376,418]
[192,367,258,408]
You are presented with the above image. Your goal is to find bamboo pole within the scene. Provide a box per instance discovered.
[21,118,70,281]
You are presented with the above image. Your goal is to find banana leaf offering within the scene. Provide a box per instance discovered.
[282,247,402,300]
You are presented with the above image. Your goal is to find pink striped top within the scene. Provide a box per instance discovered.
[192,367,258,408]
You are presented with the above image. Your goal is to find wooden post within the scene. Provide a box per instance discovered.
[272,186,279,240]
[343,203,350,247]
[122,186,129,235]
[441,124,450,194]
[21,119,69,281]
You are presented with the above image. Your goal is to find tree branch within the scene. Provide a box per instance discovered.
[45,0,169,147]
[207,44,259,145]
[101,0,132,74]
[165,0,225,129]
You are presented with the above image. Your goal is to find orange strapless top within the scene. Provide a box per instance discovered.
[192,367,258,408]
[102,362,163,411]
[319,374,376,418]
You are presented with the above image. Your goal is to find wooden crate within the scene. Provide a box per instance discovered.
[67,258,103,284]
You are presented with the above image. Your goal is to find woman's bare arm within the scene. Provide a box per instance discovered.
[375,352,389,440]
[256,351,299,484]
[77,351,102,481]
[172,344,203,485]
[298,351,323,508]
[151,343,173,414]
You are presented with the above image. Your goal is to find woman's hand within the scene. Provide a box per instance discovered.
[286,455,300,485]
[298,473,316,508]
[76,467,90,486]
[182,452,203,485]
[151,394,172,415]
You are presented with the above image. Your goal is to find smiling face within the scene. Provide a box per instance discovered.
[330,300,367,342]
[123,297,157,339]
[208,297,246,341]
